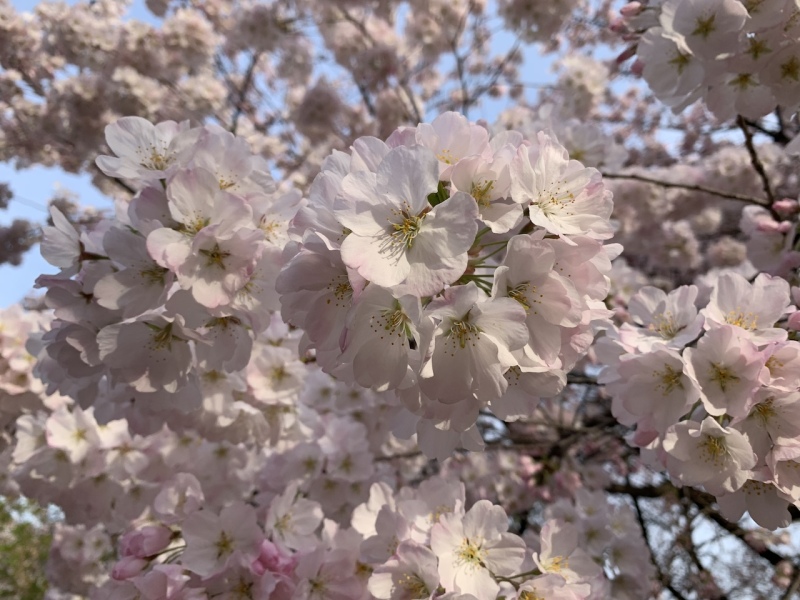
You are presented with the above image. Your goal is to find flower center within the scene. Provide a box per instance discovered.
[724,309,757,330]
[398,572,429,598]
[692,14,717,39]
[139,146,172,171]
[199,243,231,269]
[700,435,727,465]
[448,319,481,349]
[326,277,353,307]
[470,179,495,208]
[140,265,167,284]
[147,321,177,351]
[752,398,776,425]
[508,283,534,312]
[654,364,683,395]
[544,555,569,573]
[391,213,425,249]
[650,311,680,339]
[456,539,485,568]
[215,531,233,559]
[709,363,739,391]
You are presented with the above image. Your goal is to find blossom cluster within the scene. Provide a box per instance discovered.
[90,475,630,600]
[616,0,800,119]
[10,317,412,596]
[279,111,617,458]
[35,116,299,411]
[7,315,655,598]
[600,271,800,529]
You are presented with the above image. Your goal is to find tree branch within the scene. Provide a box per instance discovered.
[737,115,775,205]
[609,482,790,568]
[230,52,262,135]
[602,172,770,206]
[628,479,691,600]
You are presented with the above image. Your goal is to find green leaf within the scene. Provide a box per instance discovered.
[427,181,449,207]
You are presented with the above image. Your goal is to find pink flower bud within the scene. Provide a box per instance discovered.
[112,556,148,580]
[120,524,172,558]
[609,17,627,33]
[787,312,800,331]
[630,59,644,76]
[252,540,297,578]
[633,427,658,447]
[773,198,799,217]
[620,2,643,17]
[756,219,783,233]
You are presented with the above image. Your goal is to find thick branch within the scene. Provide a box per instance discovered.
[686,487,787,567]
[609,482,790,568]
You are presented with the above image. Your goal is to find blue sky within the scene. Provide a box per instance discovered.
[0,165,109,307]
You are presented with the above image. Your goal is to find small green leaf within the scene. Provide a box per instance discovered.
[427,181,449,207]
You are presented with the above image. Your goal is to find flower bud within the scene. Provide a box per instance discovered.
[111,556,148,580]
[756,219,783,233]
[251,539,297,577]
[119,524,172,558]
[609,17,627,33]
[773,198,799,217]
[620,2,643,17]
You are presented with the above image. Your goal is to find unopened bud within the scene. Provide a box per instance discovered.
[120,524,172,558]
[620,2,643,17]
[773,198,799,217]
[756,219,783,233]
[609,17,627,33]
[111,556,148,580]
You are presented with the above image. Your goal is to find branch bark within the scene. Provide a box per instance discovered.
[601,172,770,206]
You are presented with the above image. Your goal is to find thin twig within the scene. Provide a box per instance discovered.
[230,52,262,135]
[335,8,422,123]
[629,483,690,600]
[737,115,775,204]
[602,172,770,206]
[112,177,137,196]
[744,112,790,145]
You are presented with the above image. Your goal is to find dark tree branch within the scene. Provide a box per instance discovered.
[628,478,691,600]
[602,172,770,206]
[686,487,787,568]
[744,113,790,145]
[609,482,790,569]
[679,492,729,600]
[737,114,775,205]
